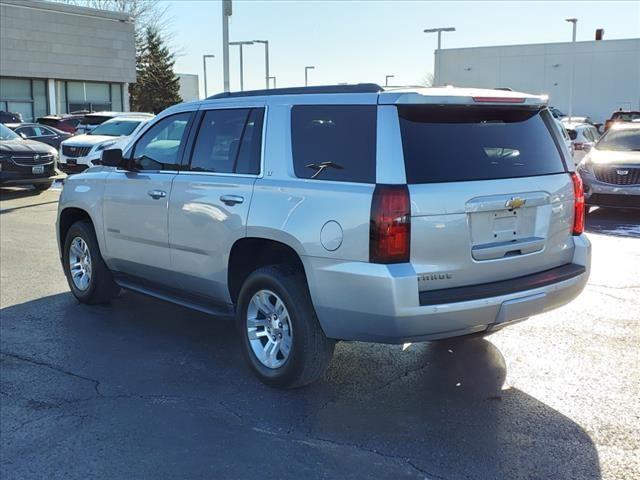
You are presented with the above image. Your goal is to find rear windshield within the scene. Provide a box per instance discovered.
[596,128,640,151]
[89,120,140,136]
[611,112,640,122]
[398,106,566,184]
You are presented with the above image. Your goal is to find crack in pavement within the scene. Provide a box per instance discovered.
[252,426,447,479]
[1,351,101,395]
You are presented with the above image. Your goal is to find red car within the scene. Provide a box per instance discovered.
[36,114,86,134]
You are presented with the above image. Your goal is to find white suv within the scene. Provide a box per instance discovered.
[57,84,591,388]
[59,113,154,173]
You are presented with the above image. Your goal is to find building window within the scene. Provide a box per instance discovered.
[0,77,48,122]
[55,80,124,114]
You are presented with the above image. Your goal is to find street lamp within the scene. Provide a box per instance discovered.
[304,66,315,86]
[253,40,270,89]
[385,75,395,87]
[565,18,578,122]
[202,54,215,98]
[268,76,277,89]
[222,0,232,92]
[424,27,456,86]
[230,41,254,91]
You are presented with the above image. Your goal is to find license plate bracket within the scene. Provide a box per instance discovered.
[32,165,44,174]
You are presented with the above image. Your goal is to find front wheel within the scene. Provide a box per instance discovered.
[62,220,120,304]
[236,265,335,388]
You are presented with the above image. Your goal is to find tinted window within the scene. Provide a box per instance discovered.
[291,105,376,183]
[596,128,640,151]
[90,120,141,137]
[189,108,264,174]
[16,126,36,137]
[398,106,566,184]
[132,112,191,170]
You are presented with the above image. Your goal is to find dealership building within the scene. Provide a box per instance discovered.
[0,0,135,122]
[435,37,640,123]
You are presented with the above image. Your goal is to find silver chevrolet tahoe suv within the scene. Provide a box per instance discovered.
[56,84,591,388]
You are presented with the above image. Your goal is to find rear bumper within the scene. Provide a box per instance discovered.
[305,234,591,343]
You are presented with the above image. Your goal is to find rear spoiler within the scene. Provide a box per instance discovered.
[379,89,548,107]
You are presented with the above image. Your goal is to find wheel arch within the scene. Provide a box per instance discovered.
[58,207,97,257]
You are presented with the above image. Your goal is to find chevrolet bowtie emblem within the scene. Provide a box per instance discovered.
[505,197,526,210]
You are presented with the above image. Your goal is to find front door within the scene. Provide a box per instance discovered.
[102,111,194,282]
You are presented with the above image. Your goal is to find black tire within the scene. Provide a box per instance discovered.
[236,265,335,388]
[62,220,120,304]
[33,182,53,191]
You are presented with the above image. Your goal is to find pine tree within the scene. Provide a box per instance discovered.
[129,27,182,113]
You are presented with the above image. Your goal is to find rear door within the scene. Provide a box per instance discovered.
[395,105,575,291]
[168,105,265,303]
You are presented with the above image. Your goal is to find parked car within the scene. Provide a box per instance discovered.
[0,123,58,191]
[74,112,132,135]
[0,111,23,124]
[59,114,154,173]
[604,110,640,132]
[561,116,593,126]
[37,114,86,134]
[549,106,565,119]
[6,123,72,149]
[564,122,600,164]
[578,122,640,210]
[554,118,574,158]
[56,85,590,388]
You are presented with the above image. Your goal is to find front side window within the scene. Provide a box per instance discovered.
[189,108,264,174]
[132,112,192,170]
[16,126,36,137]
[291,105,377,183]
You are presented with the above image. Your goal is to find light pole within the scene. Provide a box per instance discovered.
[230,41,254,91]
[424,27,456,86]
[222,0,232,92]
[268,76,276,89]
[202,54,215,98]
[566,18,578,122]
[304,66,315,86]
[385,75,395,87]
[253,40,270,89]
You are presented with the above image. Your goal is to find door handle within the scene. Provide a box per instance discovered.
[147,189,166,200]
[220,194,244,206]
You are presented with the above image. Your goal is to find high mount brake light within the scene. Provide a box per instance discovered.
[370,185,411,263]
[570,172,585,235]
[472,96,526,103]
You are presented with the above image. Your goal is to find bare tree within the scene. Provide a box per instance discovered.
[420,73,435,87]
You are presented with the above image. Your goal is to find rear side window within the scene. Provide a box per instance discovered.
[596,128,640,151]
[398,106,566,184]
[291,105,376,183]
[189,108,264,174]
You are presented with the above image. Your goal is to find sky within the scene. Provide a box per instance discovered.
[165,0,640,97]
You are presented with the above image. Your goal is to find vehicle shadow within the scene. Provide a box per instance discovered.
[586,207,640,238]
[1,292,601,480]
[0,186,43,201]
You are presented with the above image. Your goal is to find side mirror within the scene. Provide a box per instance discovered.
[568,130,578,141]
[101,148,126,168]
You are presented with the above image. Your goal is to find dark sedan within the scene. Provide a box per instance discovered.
[0,124,59,192]
[6,123,72,149]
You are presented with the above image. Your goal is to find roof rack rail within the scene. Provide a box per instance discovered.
[207,83,384,100]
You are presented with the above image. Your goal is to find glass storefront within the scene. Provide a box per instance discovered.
[56,80,124,113]
[0,77,48,122]
[0,77,126,120]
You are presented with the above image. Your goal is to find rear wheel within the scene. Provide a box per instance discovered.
[236,265,335,388]
[33,182,53,191]
[62,220,120,304]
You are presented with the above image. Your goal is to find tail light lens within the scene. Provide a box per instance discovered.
[370,185,411,263]
[573,142,584,151]
[571,172,585,235]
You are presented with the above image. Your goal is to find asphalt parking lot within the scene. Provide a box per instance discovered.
[1,186,638,480]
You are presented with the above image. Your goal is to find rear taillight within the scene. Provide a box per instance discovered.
[571,172,585,235]
[574,142,584,151]
[370,185,411,263]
